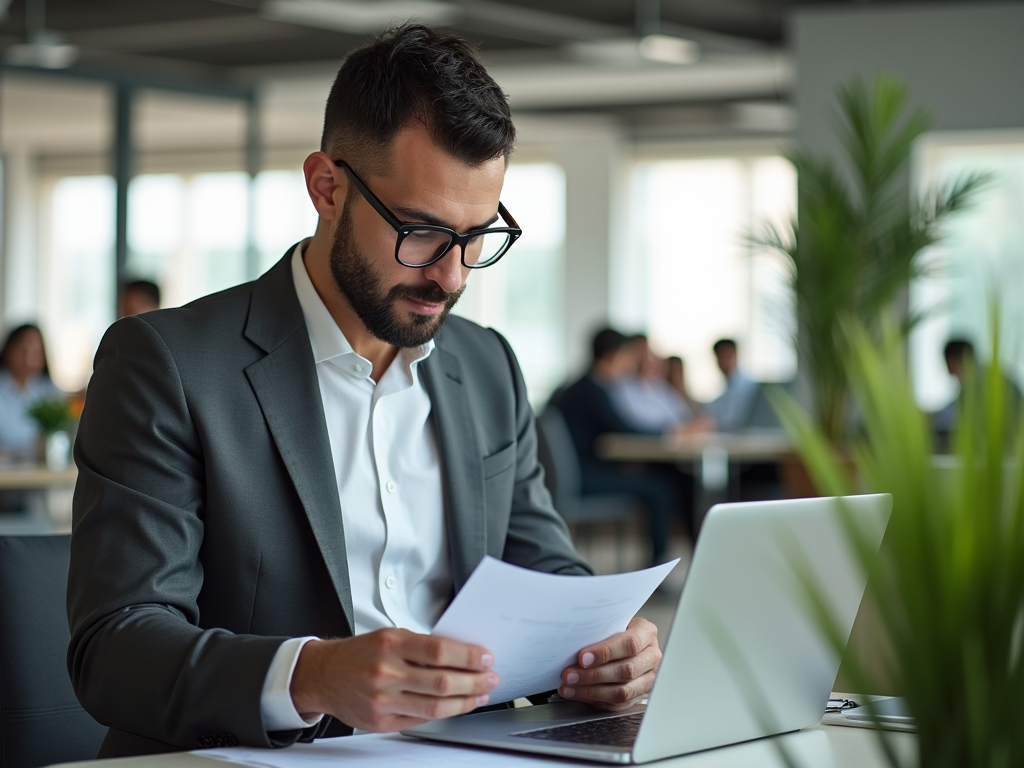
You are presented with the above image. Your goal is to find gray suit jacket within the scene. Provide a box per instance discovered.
[67,249,590,757]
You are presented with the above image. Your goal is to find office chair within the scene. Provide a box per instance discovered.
[535,406,645,572]
[0,535,107,768]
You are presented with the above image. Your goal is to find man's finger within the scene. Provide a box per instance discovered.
[402,665,499,698]
[559,670,657,710]
[577,617,658,668]
[562,645,661,686]
[392,691,492,721]
[400,633,495,671]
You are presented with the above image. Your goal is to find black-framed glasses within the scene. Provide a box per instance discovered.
[334,159,522,269]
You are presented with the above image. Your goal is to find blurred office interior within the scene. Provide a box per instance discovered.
[0,0,1021,409]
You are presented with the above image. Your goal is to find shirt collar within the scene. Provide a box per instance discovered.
[290,241,434,373]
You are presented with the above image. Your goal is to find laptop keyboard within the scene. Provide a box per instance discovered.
[512,712,644,748]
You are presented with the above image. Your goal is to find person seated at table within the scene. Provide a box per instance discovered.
[119,279,161,317]
[705,338,759,432]
[665,355,703,417]
[933,338,1021,448]
[551,328,693,564]
[610,335,692,432]
[611,337,715,434]
[0,323,63,457]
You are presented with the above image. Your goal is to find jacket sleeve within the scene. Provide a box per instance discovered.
[67,316,315,750]
[491,331,593,578]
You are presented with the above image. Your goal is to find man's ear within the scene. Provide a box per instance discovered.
[303,152,346,221]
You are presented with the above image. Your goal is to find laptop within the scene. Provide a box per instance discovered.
[404,494,892,764]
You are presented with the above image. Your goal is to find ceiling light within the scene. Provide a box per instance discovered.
[261,0,462,34]
[567,35,698,67]
[638,34,699,65]
[5,31,78,69]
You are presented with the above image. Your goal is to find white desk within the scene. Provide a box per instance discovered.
[50,724,914,768]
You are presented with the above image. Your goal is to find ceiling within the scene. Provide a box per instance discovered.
[0,0,962,80]
[0,0,965,151]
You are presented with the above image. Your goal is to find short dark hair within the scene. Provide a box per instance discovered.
[321,24,515,175]
[0,323,50,376]
[592,328,629,363]
[713,338,737,355]
[944,338,974,362]
[123,280,161,307]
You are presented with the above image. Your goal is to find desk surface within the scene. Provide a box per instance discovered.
[598,432,792,463]
[51,724,914,768]
[0,464,78,489]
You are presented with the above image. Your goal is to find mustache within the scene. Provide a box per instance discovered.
[387,283,463,305]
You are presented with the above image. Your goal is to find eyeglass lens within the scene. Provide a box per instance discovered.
[399,229,512,267]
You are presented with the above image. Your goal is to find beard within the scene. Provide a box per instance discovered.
[328,206,465,348]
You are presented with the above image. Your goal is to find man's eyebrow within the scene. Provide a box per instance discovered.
[393,206,500,232]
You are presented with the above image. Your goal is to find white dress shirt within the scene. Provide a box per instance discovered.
[260,243,451,731]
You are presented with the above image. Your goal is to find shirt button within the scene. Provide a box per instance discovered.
[386,481,396,493]
[354,364,363,372]
[385,575,396,589]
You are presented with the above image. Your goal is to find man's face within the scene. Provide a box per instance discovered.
[715,346,737,378]
[330,122,506,347]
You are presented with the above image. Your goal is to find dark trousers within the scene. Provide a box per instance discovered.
[580,463,693,564]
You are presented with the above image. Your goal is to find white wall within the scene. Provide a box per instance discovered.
[792,1,1024,156]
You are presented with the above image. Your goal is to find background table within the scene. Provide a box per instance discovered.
[598,431,793,515]
[0,464,78,533]
[0,464,78,490]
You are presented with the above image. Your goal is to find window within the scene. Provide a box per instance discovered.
[911,133,1024,411]
[629,155,797,401]
[43,176,115,391]
[455,163,566,404]
[43,169,317,389]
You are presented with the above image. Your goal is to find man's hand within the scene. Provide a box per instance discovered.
[558,617,661,711]
[290,629,498,732]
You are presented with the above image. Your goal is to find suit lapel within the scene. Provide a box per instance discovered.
[420,342,487,592]
[243,249,354,632]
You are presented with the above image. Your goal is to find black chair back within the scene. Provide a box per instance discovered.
[536,406,583,507]
[0,535,107,768]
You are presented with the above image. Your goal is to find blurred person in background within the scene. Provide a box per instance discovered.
[611,335,709,432]
[119,279,161,317]
[932,338,973,439]
[0,323,63,456]
[933,338,1021,446]
[552,328,693,564]
[665,355,702,417]
[705,338,759,432]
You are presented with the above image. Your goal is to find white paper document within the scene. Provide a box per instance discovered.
[430,556,678,703]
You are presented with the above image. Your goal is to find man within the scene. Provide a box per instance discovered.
[705,338,759,432]
[68,26,660,757]
[119,279,161,317]
[551,328,692,563]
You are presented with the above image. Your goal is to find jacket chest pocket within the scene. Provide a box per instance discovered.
[481,443,516,529]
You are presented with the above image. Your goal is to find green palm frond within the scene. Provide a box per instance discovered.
[752,73,990,442]
[776,310,1024,768]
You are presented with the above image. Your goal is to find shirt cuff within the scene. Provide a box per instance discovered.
[260,636,325,732]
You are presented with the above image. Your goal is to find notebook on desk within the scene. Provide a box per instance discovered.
[404,494,892,764]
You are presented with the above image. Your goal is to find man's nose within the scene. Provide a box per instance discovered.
[422,245,466,295]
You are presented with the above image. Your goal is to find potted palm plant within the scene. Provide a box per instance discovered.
[755,73,987,445]
[771,313,1024,768]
